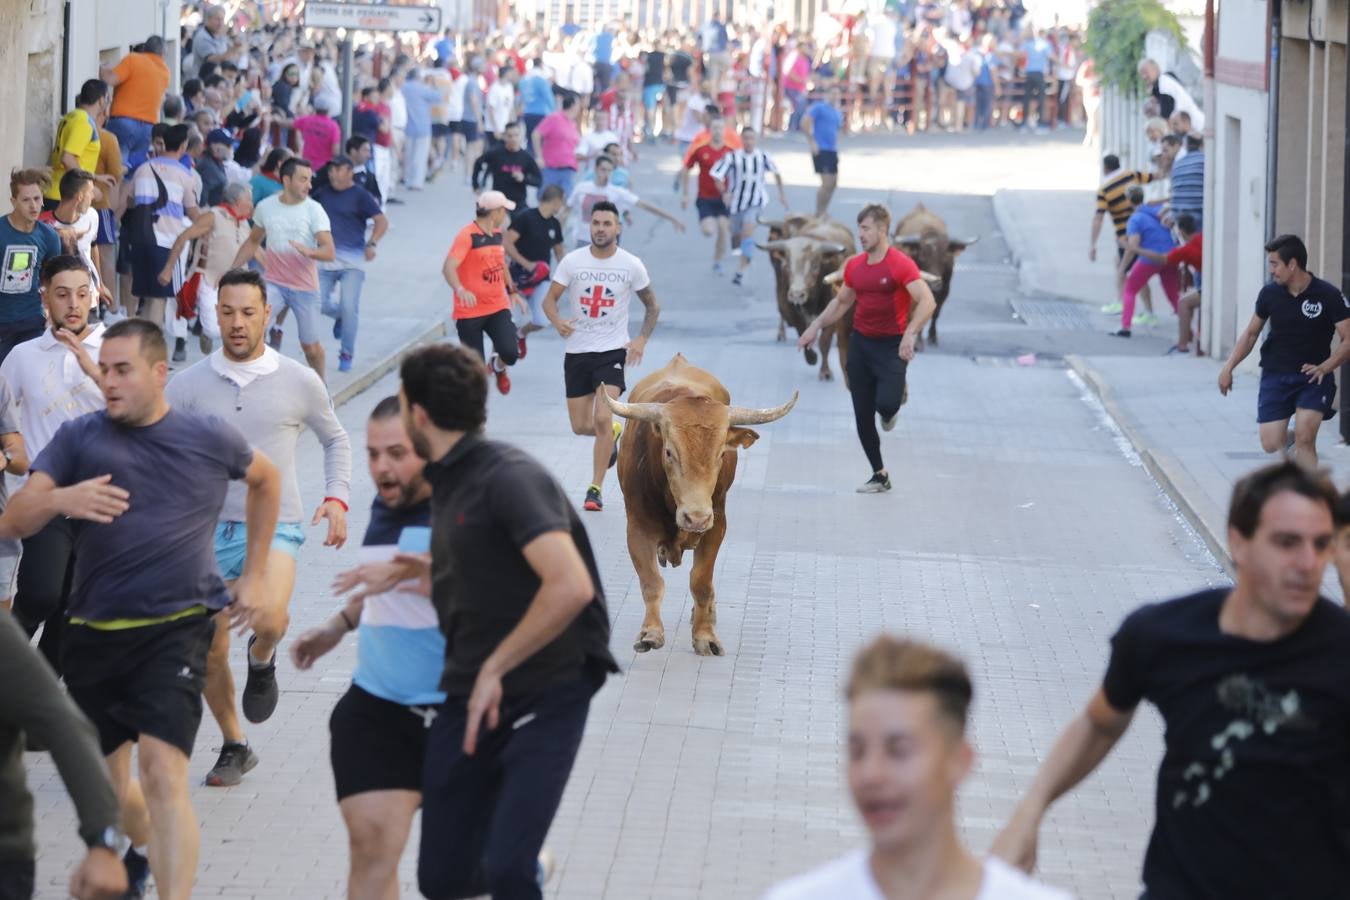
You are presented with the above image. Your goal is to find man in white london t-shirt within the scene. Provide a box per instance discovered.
[542,199,661,513]
[763,637,1073,900]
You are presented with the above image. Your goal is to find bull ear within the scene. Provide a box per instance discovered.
[726,427,760,450]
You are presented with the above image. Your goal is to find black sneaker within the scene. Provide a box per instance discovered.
[204,741,259,787]
[583,485,603,511]
[856,472,893,494]
[172,337,187,362]
[731,272,743,286]
[1109,328,1131,338]
[123,846,150,899]
[242,635,279,724]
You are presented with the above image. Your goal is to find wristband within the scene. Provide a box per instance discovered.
[339,608,357,631]
[324,496,349,512]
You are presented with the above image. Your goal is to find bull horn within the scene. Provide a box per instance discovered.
[951,235,980,247]
[893,233,923,244]
[727,391,799,426]
[814,241,847,254]
[756,239,788,251]
[600,391,663,423]
[919,270,942,286]
[757,214,785,229]
[823,269,843,285]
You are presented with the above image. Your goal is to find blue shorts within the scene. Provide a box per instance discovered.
[95,208,118,245]
[1257,371,1337,424]
[695,198,729,220]
[642,84,664,110]
[214,521,306,581]
[266,282,323,346]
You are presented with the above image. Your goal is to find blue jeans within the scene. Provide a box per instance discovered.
[106,117,153,173]
[318,262,366,358]
[540,167,576,196]
[974,83,994,130]
[265,282,322,346]
[785,88,806,131]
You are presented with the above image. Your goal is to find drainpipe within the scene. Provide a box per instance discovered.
[1202,0,1215,354]
[1265,2,1280,242]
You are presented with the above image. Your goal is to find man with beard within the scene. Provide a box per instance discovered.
[542,201,662,512]
[2,256,109,677]
[335,342,618,900]
[290,395,436,900]
[166,267,351,788]
[0,317,280,900]
[798,204,937,494]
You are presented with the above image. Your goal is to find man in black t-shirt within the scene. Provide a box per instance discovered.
[470,122,541,211]
[993,461,1350,899]
[1219,233,1350,468]
[503,184,566,355]
[340,343,617,899]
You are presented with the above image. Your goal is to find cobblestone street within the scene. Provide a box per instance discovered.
[27,131,1227,899]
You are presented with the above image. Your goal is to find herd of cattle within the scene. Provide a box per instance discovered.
[601,203,976,657]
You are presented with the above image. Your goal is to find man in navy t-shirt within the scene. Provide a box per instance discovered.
[314,155,389,372]
[0,170,63,363]
[1219,233,1350,468]
[803,84,844,217]
[0,319,281,900]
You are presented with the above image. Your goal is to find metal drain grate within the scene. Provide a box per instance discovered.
[1008,297,1097,331]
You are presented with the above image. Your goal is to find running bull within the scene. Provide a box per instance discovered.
[890,203,978,348]
[603,355,796,656]
[757,216,856,381]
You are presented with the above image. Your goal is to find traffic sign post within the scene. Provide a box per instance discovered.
[304,2,442,33]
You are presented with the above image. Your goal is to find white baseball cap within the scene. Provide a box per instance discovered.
[477,190,517,212]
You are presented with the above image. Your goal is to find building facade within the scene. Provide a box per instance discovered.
[0,0,177,181]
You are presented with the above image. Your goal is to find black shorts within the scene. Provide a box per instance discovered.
[564,348,627,399]
[130,244,175,299]
[695,198,730,220]
[450,120,480,142]
[330,684,435,800]
[431,122,452,138]
[61,614,215,757]
[812,151,839,175]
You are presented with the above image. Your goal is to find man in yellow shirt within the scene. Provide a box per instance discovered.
[45,80,108,209]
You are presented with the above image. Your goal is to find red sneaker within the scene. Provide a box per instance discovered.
[491,355,511,395]
[516,333,528,360]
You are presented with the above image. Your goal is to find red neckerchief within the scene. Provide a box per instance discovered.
[220,203,249,222]
[264,171,282,185]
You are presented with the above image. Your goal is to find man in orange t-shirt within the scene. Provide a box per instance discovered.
[99,35,171,172]
[443,190,527,395]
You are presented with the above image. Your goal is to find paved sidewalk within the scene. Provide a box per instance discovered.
[993,188,1115,304]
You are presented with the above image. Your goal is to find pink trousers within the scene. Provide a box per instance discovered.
[1122,260,1180,329]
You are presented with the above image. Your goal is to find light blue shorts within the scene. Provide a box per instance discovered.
[214,521,306,581]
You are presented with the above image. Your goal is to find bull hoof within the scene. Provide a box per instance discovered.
[634,630,666,653]
[804,347,818,365]
[819,367,833,382]
[776,325,786,342]
[692,636,725,656]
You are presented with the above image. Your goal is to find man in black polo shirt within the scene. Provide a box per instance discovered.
[503,183,566,357]
[344,342,617,900]
[1219,233,1350,468]
[993,461,1350,898]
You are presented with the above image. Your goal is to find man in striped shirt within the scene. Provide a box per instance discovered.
[1090,153,1154,317]
[710,128,788,287]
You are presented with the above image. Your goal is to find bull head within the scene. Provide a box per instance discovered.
[756,237,849,304]
[602,390,798,533]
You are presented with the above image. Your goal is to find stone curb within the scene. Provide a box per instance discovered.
[1066,353,1235,578]
[990,189,1033,296]
[331,318,449,410]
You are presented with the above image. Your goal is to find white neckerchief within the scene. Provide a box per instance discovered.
[210,345,280,389]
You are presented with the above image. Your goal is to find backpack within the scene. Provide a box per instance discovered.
[121,163,169,249]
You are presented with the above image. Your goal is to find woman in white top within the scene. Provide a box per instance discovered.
[763,637,1073,900]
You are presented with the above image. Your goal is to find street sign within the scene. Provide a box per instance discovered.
[304,2,442,33]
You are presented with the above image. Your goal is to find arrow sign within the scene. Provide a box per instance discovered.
[304,2,443,33]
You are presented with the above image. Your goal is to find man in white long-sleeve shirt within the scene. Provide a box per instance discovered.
[166,266,352,787]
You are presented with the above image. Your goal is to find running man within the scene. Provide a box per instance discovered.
[166,267,352,787]
[680,115,734,274]
[765,637,1069,899]
[290,395,436,900]
[443,190,526,396]
[993,461,1350,898]
[337,342,618,899]
[1,256,108,676]
[504,183,567,356]
[565,156,684,249]
[710,127,788,287]
[1219,233,1350,468]
[803,84,844,217]
[228,156,336,380]
[543,200,661,511]
[797,204,937,494]
[0,318,281,900]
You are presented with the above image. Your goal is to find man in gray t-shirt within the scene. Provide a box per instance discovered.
[0,378,29,607]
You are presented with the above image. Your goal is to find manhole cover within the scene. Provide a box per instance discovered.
[1008,297,1096,330]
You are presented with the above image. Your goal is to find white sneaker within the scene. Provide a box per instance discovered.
[881,411,899,432]
[536,848,556,886]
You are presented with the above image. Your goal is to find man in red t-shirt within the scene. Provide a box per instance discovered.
[680,116,734,273]
[1137,212,1203,353]
[798,204,937,493]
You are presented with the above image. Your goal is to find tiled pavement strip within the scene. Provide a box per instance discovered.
[27,133,1229,899]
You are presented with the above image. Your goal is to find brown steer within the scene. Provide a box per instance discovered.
[605,355,796,656]
[892,203,978,348]
[757,217,857,380]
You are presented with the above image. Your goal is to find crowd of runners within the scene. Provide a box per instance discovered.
[3,5,1350,900]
